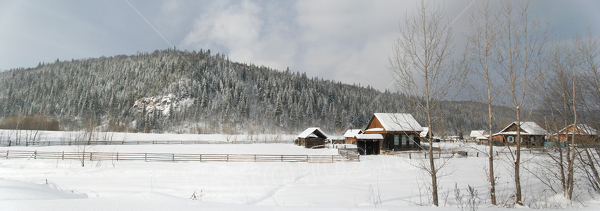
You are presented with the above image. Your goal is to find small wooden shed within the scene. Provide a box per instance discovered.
[296,127,328,148]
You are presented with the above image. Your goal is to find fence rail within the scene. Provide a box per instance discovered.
[0,149,358,163]
[0,140,294,147]
[337,148,360,161]
[393,148,552,159]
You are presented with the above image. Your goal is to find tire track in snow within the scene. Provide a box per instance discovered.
[247,173,308,205]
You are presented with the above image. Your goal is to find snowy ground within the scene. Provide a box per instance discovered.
[1,132,600,210]
[0,129,298,143]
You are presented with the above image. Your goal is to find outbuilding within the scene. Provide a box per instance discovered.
[343,129,363,144]
[296,127,328,148]
[355,133,384,155]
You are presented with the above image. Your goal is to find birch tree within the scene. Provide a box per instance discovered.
[464,0,501,205]
[578,28,600,194]
[494,1,547,205]
[388,0,462,206]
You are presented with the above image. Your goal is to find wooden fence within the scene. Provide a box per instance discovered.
[393,148,550,159]
[0,149,358,163]
[0,140,294,147]
[338,148,360,161]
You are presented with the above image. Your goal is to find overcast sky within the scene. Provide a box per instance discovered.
[1,0,599,92]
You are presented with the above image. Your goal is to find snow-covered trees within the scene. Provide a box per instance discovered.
[0,48,510,135]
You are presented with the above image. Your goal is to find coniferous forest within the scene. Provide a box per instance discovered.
[0,49,515,135]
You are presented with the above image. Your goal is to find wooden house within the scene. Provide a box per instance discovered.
[551,124,598,145]
[343,129,362,144]
[491,122,547,147]
[355,134,384,155]
[363,113,423,152]
[476,135,489,144]
[296,127,328,148]
[469,130,486,142]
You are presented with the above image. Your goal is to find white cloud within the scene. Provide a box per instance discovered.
[294,0,412,90]
[180,0,296,71]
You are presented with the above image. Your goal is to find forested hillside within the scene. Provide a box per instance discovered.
[0,49,516,135]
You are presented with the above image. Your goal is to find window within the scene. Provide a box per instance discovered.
[394,135,399,146]
[409,134,415,145]
[530,137,535,144]
[402,135,408,146]
[507,136,515,143]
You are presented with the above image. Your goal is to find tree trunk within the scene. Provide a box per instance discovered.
[515,109,522,205]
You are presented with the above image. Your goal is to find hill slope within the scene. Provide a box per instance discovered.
[0,49,515,135]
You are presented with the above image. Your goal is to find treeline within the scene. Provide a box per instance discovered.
[0,116,60,131]
[0,49,515,135]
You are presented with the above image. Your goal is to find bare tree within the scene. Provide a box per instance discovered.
[464,0,502,205]
[535,33,589,200]
[494,1,548,205]
[578,27,600,194]
[388,0,462,206]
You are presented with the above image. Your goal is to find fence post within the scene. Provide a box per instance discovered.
[332,155,334,162]
[477,152,479,157]
[6,149,9,158]
[62,151,64,160]
[227,154,229,162]
[199,154,202,162]
[145,153,147,162]
[172,154,175,162]
[254,155,256,162]
[90,152,93,161]
[281,155,283,162]
[306,155,309,162]
[34,150,37,159]
[409,152,411,159]
[116,153,119,161]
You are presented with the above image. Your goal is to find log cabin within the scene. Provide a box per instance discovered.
[491,122,546,147]
[296,127,328,148]
[363,113,423,152]
[551,124,598,145]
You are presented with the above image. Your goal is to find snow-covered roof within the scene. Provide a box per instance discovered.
[365,128,384,132]
[371,113,423,132]
[420,127,429,138]
[497,122,546,136]
[470,130,486,138]
[355,134,384,140]
[476,135,489,140]
[343,129,362,138]
[557,124,598,135]
[298,127,328,139]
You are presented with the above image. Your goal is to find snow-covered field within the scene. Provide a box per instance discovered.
[1,131,600,210]
[0,129,298,143]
